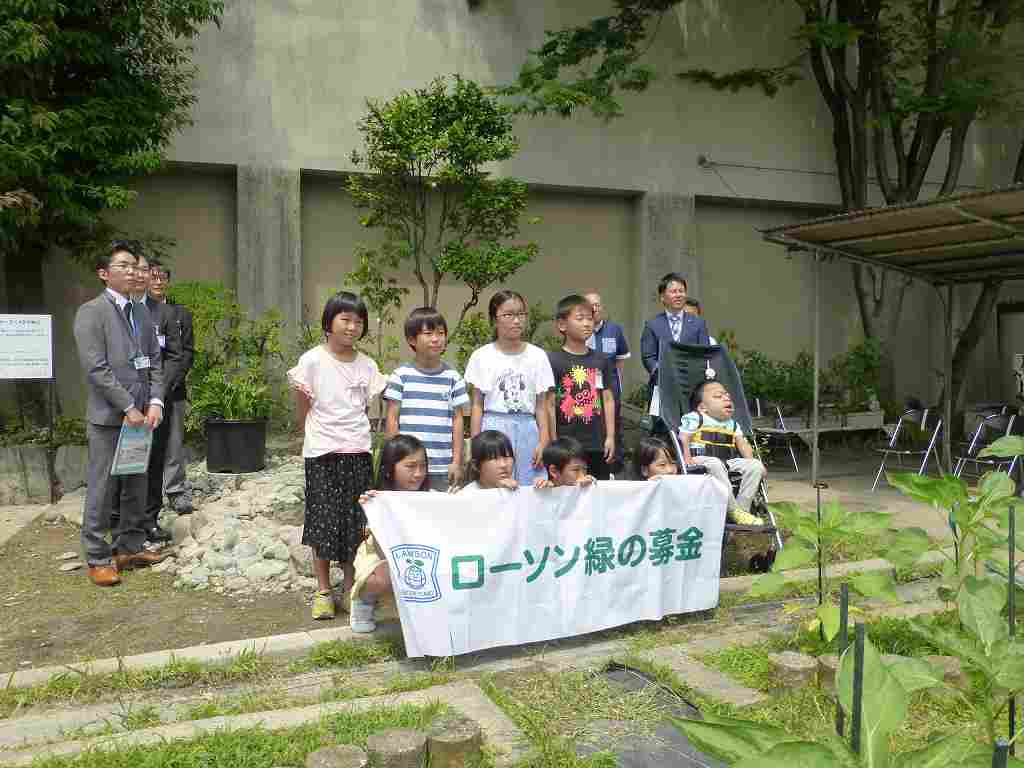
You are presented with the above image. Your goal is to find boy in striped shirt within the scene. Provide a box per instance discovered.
[384,307,470,490]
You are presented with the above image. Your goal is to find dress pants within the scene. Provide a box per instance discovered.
[82,423,148,564]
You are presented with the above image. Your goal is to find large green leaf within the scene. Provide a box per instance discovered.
[884,527,934,569]
[748,571,787,597]
[907,619,989,672]
[887,472,967,510]
[893,733,993,768]
[840,511,894,535]
[772,542,817,572]
[820,500,846,531]
[668,714,798,764]
[767,501,808,531]
[850,571,900,602]
[733,741,845,768]
[992,639,1024,691]
[837,636,909,768]
[817,602,842,642]
[979,435,1024,459]
[959,576,1008,655]
[883,656,943,695]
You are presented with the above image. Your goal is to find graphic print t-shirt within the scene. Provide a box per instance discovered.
[547,348,613,451]
[464,343,554,416]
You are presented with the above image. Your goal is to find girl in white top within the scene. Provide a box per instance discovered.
[287,292,387,621]
[464,290,554,486]
[455,430,520,492]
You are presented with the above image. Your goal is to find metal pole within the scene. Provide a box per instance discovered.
[812,251,821,487]
[994,739,1009,768]
[816,482,825,606]
[850,623,865,755]
[945,285,954,474]
[48,378,56,504]
[1011,505,1017,755]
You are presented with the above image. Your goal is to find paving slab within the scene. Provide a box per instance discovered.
[0,680,529,768]
[638,646,766,707]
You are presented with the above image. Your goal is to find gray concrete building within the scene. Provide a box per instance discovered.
[41,1,1024,416]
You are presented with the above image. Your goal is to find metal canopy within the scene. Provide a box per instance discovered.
[759,185,1024,487]
[762,185,1024,285]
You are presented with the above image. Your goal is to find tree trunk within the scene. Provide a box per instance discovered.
[3,240,50,426]
[950,281,1002,411]
[1016,138,1024,184]
[852,265,913,405]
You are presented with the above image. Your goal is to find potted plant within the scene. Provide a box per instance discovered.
[170,282,284,474]
[831,340,883,430]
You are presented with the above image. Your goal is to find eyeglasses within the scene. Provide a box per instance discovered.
[497,312,528,321]
[107,262,140,273]
[150,272,169,283]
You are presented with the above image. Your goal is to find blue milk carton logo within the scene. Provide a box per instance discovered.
[390,545,442,603]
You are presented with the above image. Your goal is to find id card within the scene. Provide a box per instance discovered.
[157,335,166,349]
[133,356,151,370]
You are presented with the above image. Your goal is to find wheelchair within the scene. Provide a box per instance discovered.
[652,340,781,574]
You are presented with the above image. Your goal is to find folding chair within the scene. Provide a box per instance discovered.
[655,340,783,569]
[751,400,802,473]
[871,408,943,491]
[953,412,1015,480]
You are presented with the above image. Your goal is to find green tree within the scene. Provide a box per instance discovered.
[502,0,1024,406]
[1,0,223,302]
[347,75,539,327]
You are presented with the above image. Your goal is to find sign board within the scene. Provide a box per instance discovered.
[0,314,53,380]
[363,476,727,658]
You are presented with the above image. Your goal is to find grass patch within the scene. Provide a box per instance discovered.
[0,649,275,719]
[292,636,405,672]
[31,704,446,768]
[697,643,775,691]
[776,613,953,657]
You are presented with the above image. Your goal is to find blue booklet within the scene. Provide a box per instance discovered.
[110,423,153,476]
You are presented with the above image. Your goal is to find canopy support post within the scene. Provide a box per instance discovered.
[812,251,821,487]
[944,284,954,474]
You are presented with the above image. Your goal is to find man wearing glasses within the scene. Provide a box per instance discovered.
[143,258,195,523]
[73,242,167,586]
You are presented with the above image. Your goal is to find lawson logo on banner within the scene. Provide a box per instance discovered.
[363,477,728,658]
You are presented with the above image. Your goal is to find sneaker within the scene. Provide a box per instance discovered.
[311,590,336,620]
[730,509,765,526]
[350,598,376,633]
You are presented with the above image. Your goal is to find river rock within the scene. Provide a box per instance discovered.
[188,510,209,538]
[266,541,290,561]
[305,745,368,768]
[205,552,233,571]
[290,544,315,577]
[59,561,83,572]
[235,541,259,558]
[246,560,288,581]
[365,729,426,768]
[768,651,817,689]
[172,516,193,545]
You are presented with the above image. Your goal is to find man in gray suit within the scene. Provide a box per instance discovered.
[73,241,167,586]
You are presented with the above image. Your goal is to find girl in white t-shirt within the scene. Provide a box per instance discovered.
[288,292,387,621]
[464,290,554,485]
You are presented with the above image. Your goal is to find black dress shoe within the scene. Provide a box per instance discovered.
[146,525,173,544]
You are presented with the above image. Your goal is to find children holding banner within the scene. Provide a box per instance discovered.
[635,436,679,480]
[288,291,387,621]
[458,430,520,491]
[535,436,596,488]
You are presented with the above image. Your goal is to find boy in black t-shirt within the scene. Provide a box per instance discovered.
[546,294,616,480]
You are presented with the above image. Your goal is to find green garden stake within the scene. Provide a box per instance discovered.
[993,739,1009,768]
[815,482,827,609]
[1010,505,1017,755]
[835,583,849,738]
[851,623,865,755]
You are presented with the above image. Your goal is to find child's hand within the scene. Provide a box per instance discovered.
[603,436,615,463]
[531,444,544,468]
[447,462,464,487]
[533,478,554,489]
[498,478,519,491]
[577,475,596,487]
[358,490,379,506]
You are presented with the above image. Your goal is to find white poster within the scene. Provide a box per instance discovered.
[363,476,728,658]
[0,314,53,380]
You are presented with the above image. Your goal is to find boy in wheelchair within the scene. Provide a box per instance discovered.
[678,380,766,527]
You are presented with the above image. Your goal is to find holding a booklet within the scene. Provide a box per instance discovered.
[72,241,168,588]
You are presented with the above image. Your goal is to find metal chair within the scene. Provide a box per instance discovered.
[751,400,802,473]
[871,408,943,491]
[953,412,1016,480]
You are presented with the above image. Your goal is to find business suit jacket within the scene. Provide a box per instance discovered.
[74,291,165,426]
[144,297,192,402]
[640,312,710,390]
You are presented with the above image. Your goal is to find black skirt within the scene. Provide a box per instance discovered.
[302,452,373,562]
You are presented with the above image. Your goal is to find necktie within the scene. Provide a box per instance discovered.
[669,314,681,342]
[123,302,137,337]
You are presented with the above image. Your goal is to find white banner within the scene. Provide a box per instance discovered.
[0,314,53,380]
[363,476,727,658]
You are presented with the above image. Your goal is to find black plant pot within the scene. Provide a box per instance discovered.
[205,418,267,473]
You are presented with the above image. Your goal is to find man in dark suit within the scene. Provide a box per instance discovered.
[144,257,195,519]
[640,272,710,424]
[73,241,167,586]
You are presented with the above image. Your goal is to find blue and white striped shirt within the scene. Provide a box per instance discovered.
[384,363,470,475]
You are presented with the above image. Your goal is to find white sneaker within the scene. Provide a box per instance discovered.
[349,598,376,633]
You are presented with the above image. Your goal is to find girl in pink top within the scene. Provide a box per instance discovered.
[288,292,387,621]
